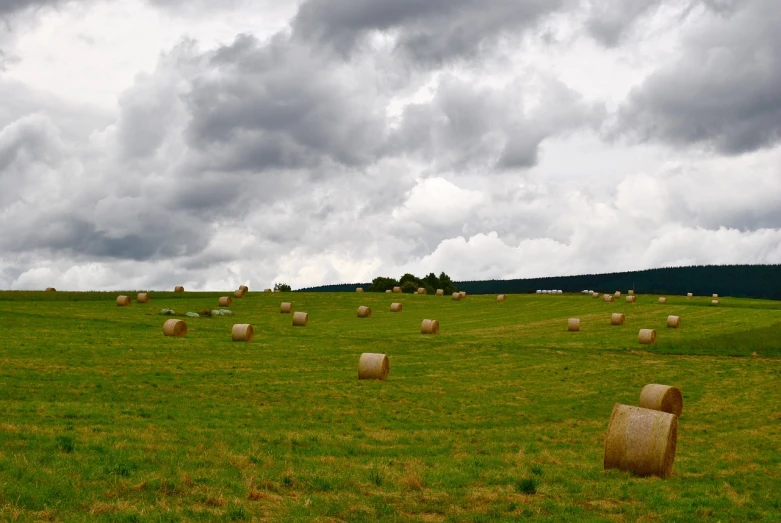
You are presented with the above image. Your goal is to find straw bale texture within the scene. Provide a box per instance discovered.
[626,296,636,303]
[357,306,372,318]
[390,303,403,313]
[658,297,667,303]
[239,285,249,293]
[711,299,719,305]
[174,286,184,293]
[615,291,621,298]
[417,287,426,294]
[611,313,625,326]
[639,384,683,417]
[358,353,389,380]
[163,319,187,337]
[293,312,308,326]
[603,294,614,302]
[459,291,467,299]
[218,296,232,307]
[436,289,444,296]
[638,329,657,344]
[232,324,254,342]
[628,290,634,295]
[687,293,693,298]
[137,293,150,304]
[280,302,292,313]
[497,294,506,302]
[568,318,581,331]
[421,319,440,334]
[356,288,364,293]
[116,295,131,306]
[452,292,461,301]
[667,315,681,329]
[234,289,246,298]
[393,286,402,293]
[593,292,600,298]
[603,403,677,478]
[45,287,56,292]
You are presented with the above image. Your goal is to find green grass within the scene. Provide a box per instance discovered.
[0,291,780,521]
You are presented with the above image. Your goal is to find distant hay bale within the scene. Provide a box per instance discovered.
[116,295,131,307]
[231,324,254,342]
[174,286,184,293]
[421,319,440,334]
[614,291,621,298]
[393,286,402,293]
[628,290,634,295]
[593,292,600,298]
[417,287,426,295]
[358,353,389,380]
[293,312,308,326]
[436,289,444,296]
[711,299,719,305]
[452,292,461,301]
[658,297,667,304]
[639,384,683,417]
[264,288,272,293]
[568,318,581,331]
[638,329,657,344]
[218,296,232,307]
[611,313,625,326]
[497,294,506,302]
[712,293,718,298]
[385,290,392,294]
[137,293,150,304]
[45,287,56,292]
[356,287,364,293]
[239,285,249,293]
[687,293,693,298]
[357,306,372,318]
[603,294,614,303]
[390,303,403,313]
[459,291,466,299]
[162,319,187,337]
[280,302,292,313]
[626,296,636,303]
[234,289,246,298]
[536,290,542,294]
[603,403,677,478]
[667,315,681,329]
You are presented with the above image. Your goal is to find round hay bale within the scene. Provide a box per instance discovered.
[239,285,249,293]
[385,290,392,294]
[628,290,634,295]
[421,319,440,334]
[667,315,681,329]
[603,294,614,303]
[639,384,683,417]
[357,306,372,318]
[45,287,56,292]
[356,287,364,293]
[137,292,150,304]
[280,302,292,314]
[611,313,625,326]
[711,299,719,305]
[536,290,542,294]
[658,297,667,304]
[603,403,677,478]
[417,287,426,295]
[232,324,254,342]
[264,288,272,293]
[293,312,308,326]
[234,289,246,298]
[436,289,444,296]
[390,303,403,313]
[393,286,401,293]
[218,296,232,307]
[638,329,657,344]
[626,295,636,303]
[712,293,718,298]
[615,291,621,298]
[358,353,389,380]
[452,292,461,301]
[116,295,131,307]
[593,292,600,298]
[686,292,693,298]
[174,286,184,293]
[568,318,581,331]
[459,291,466,299]
[163,319,187,337]
[497,294,506,302]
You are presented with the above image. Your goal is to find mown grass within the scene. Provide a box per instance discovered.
[0,291,779,521]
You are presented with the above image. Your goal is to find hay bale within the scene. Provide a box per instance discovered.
[459,291,466,299]
[393,286,402,293]
[45,287,56,292]
[116,295,131,307]
[356,287,364,293]
[687,293,693,298]
[218,296,232,307]
[658,297,667,304]
[357,306,372,318]
[638,329,657,344]
[639,384,683,417]
[603,403,677,478]
[293,312,308,326]
[137,292,150,304]
[174,286,184,293]
[234,289,246,298]
[593,292,600,298]
[390,303,403,313]
[711,299,719,305]
[628,290,634,295]
[568,318,581,331]
[417,287,426,295]
[626,296,636,303]
[497,294,506,302]
[163,319,187,337]
[452,292,461,301]
[536,290,542,294]
[264,288,272,293]
[436,289,444,296]
[603,294,614,302]
[385,289,392,294]
[611,313,625,326]
[280,302,292,313]
[232,324,254,342]
[421,319,440,334]
[239,285,249,293]
[712,293,718,298]
[358,353,389,380]
[615,291,621,298]
[667,315,681,329]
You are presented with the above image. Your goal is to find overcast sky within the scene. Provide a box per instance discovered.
[1,0,779,291]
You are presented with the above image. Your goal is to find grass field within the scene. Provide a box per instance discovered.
[1,290,780,522]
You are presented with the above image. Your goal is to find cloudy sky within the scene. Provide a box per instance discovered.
[1,0,779,291]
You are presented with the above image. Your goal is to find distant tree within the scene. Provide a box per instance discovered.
[401,281,418,294]
[368,276,399,292]
[438,272,458,294]
[422,272,440,290]
[274,283,292,292]
[399,273,419,287]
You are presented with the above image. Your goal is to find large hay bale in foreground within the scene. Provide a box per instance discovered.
[357,306,372,318]
[358,353,389,380]
[667,315,681,328]
[639,384,683,417]
[604,403,677,478]
[436,289,444,296]
[611,313,625,326]
[163,319,187,337]
[658,297,667,304]
[218,296,232,307]
[174,286,184,293]
[393,286,401,293]
[603,294,614,303]
[137,293,150,304]
[568,318,581,331]
[638,329,657,344]
[280,302,292,314]
[452,292,461,301]
[390,303,403,313]
[116,295,131,307]
[497,294,506,302]
[626,295,636,303]
[293,312,308,326]
[232,324,254,342]
[356,287,364,293]
[421,319,440,334]
[45,287,56,292]
[417,287,426,295]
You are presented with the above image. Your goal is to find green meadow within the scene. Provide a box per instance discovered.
[0,290,780,522]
